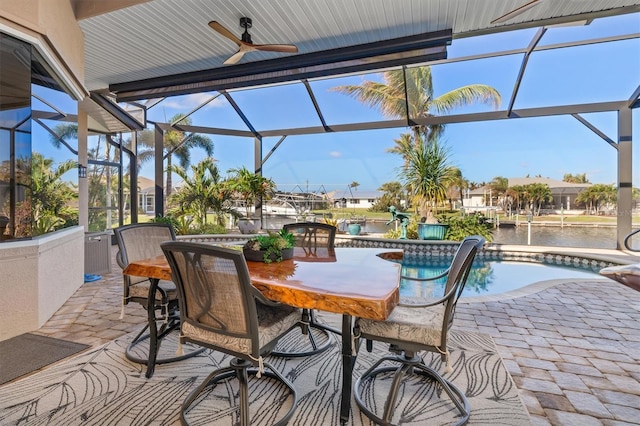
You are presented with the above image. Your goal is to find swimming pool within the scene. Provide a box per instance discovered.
[396,256,602,298]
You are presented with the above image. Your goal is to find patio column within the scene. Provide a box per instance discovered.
[154,123,164,217]
[77,108,88,231]
[254,135,263,226]
[617,106,632,250]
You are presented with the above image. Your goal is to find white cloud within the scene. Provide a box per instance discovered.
[329,151,342,158]
[162,93,226,110]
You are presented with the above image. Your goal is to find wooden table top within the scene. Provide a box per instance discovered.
[124,247,401,321]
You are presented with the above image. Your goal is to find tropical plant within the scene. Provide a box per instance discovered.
[576,183,616,214]
[370,181,405,212]
[133,114,214,203]
[332,67,501,144]
[150,214,178,226]
[446,167,468,209]
[400,137,455,221]
[322,214,339,227]
[438,212,493,242]
[526,183,553,215]
[168,158,238,226]
[563,173,590,183]
[226,166,276,218]
[243,229,295,263]
[31,153,77,235]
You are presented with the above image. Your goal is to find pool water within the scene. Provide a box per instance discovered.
[397,258,602,298]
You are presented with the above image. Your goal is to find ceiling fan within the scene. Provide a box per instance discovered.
[491,0,542,24]
[208,17,298,65]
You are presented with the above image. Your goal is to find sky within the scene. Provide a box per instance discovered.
[33,12,640,195]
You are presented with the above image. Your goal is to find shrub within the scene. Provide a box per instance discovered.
[439,213,493,242]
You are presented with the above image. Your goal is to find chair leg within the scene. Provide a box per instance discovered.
[271,310,336,358]
[125,309,205,378]
[354,354,470,426]
[180,358,297,426]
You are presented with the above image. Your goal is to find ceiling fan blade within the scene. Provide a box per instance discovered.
[253,44,298,53]
[223,50,246,65]
[491,0,542,24]
[208,21,242,45]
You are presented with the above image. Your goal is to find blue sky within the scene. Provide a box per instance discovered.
[34,13,639,194]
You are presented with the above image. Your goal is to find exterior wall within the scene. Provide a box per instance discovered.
[0,226,84,341]
[0,0,86,94]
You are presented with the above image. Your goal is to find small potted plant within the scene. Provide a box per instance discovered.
[242,229,295,263]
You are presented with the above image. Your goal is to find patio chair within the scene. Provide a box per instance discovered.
[161,241,300,426]
[114,223,204,378]
[352,235,485,426]
[270,222,339,358]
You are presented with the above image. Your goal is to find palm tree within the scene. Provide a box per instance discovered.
[333,67,501,144]
[134,113,214,203]
[563,173,590,183]
[446,167,468,209]
[226,166,276,218]
[31,153,77,235]
[387,133,414,164]
[168,158,237,226]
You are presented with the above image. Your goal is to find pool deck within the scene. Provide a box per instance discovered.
[23,244,640,425]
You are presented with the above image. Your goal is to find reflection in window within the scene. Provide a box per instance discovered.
[0,34,32,240]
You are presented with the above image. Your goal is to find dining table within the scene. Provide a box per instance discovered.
[124,245,402,424]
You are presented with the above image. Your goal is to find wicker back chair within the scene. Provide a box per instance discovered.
[270,222,338,358]
[161,241,300,425]
[114,223,203,378]
[353,235,485,426]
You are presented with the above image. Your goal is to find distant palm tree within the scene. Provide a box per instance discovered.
[134,113,214,204]
[446,167,468,209]
[333,67,501,144]
[563,173,590,183]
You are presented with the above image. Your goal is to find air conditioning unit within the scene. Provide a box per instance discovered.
[85,232,112,275]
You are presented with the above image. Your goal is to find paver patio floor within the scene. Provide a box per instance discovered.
[28,245,640,425]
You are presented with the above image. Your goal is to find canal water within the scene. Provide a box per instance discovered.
[262,216,625,249]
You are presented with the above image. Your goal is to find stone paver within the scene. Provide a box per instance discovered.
[15,245,640,425]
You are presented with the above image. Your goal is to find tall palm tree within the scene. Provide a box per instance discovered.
[134,113,214,203]
[333,67,501,144]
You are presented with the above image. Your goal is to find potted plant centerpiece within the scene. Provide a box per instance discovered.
[227,166,276,234]
[243,229,295,263]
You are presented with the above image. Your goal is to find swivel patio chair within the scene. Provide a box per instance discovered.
[270,222,339,358]
[114,223,204,378]
[161,241,300,426]
[353,235,485,426]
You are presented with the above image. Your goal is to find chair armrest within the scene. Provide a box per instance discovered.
[399,267,450,282]
[397,280,458,308]
[116,250,126,270]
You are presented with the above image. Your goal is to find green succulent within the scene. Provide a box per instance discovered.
[244,229,295,263]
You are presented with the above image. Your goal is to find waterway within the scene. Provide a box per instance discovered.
[262,216,626,250]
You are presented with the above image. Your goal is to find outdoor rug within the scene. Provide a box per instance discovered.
[0,333,89,385]
[0,329,531,425]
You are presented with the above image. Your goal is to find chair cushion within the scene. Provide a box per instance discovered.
[181,304,301,355]
[128,280,177,301]
[357,304,445,347]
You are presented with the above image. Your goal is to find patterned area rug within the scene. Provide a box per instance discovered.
[0,329,530,425]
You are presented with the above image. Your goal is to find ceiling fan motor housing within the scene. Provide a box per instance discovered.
[240,17,253,43]
[240,17,252,29]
